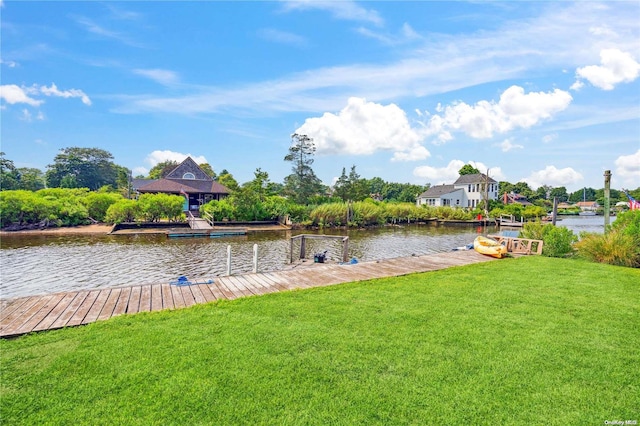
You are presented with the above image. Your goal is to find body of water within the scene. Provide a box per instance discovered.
[1,224,494,299]
[0,216,609,299]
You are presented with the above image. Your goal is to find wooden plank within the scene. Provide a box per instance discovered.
[3,295,56,336]
[112,287,132,317]
[228,276,259,296]
[170,285,186,309]
[0,297,33,322]
[50,291,89,329]
[82,289,112,324]
[248,274,277,292]
[215,277,244,299]
[260,272,294,291]
[151,284,164,312]
[180,285,196,307]
[138,285,152,312]
[97,288,121,321]
[243,274,276,294]
[206,282,228,300]
[0,297,40,331]
[32,292,78,332]
[195,283,216,303]
[127,286,141,314]
[189,284,208,305]
[67,290,100,327]
[160,284,175,310]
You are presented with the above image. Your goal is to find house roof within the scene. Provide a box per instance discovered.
[137,178,230,195]
[418,185,461,198]
[136,157,230,195]
[453,173,498,185]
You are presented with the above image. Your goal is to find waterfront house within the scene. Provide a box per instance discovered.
[416,173,499,208]
[502,192,533,206]
[575,201,599,212]
[135,157,231,215]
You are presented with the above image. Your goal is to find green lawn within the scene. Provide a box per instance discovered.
[1,257,638,425]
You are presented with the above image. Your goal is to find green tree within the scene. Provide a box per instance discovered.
[199,163,216,179]
[217,169,239,192]
[347,165,368,201]
[458,164,480,175]
[45,147,119,190]
[283,133,324,204]
[334,168,349,201]
[148,160,178,179]
[16,167,45,191]
[0,152,21,190]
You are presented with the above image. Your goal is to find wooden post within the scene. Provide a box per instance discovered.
[253,244,258,273]
[552,197,558,226]
[604,170,611,229]
[226,245,231,276]
[290,237,294,263]
[300,236,306,260]
[342,237,349,262]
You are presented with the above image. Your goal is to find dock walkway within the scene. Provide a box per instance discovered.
[0,250,494,338]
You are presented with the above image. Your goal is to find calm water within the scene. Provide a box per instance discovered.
[1,224,495,299]
[0,216,609,299]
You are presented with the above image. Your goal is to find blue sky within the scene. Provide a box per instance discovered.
[1,1,639,193]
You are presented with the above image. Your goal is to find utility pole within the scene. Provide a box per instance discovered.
[604,170,611,229]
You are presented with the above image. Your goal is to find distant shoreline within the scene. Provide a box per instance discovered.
[0,224,113,236]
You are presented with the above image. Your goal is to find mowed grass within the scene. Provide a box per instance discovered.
[1,257,638,425]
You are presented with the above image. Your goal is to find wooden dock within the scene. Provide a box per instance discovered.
[0,250,495,338]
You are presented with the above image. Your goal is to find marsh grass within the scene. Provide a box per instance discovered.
[1,257,638,425]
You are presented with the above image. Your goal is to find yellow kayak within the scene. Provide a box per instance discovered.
[473,236,507,259]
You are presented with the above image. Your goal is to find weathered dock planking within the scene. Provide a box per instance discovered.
[0,250,495,338]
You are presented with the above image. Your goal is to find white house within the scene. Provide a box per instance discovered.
[416,174,499,208]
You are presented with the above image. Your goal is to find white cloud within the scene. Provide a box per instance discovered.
[614,150,640,186]
[40,83,92,105]
[424,86,573,142]
[144,150,208,167]
[257,28,307,47]
[295,97,427,161]
[496,138,524,152]
[133,69,179,86]
[133,166,149,176]
[589,25,617,37]
[391,146,430,162]
[0,84,43,106]
[0,59,17,68]
[523,166,583,189]
[542,133,557,144]
[413,160,504,184]
[281,1,383,26]
[574,49,640,90]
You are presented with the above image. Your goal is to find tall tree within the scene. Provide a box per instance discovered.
[217,169,239,192]
[16,167,45,191]
[45,147,118,190]
[347,165,368,201]
[199,163,216,179]
[283,133,323,204]
[148,160,178,179]
[334,167,349,201]
[458,164,480,175]
[0,152,20,190]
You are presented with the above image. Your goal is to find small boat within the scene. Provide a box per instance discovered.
[473,236,508,259]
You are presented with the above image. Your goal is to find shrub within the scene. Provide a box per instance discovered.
[520,221,577,258]
[105,199,140,224]
[82,192,123,222]
[575,231,640,268]
[575,210,640,267]
[200,199,236,222]
[137,193,184,222]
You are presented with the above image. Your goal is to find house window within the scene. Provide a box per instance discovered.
[443,199,451,206]
[183,172,195,179]
[456,199,460,205]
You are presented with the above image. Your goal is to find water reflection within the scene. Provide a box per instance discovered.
[1,224,496,299]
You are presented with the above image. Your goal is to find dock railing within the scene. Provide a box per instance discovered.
[290,234,349,263]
